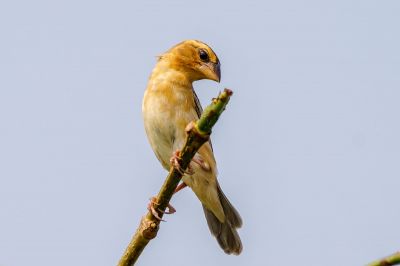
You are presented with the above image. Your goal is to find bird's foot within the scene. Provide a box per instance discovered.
[170,150,194,175]
[147,197,176,221]
[174,182,188,194]
[192,156,211,171]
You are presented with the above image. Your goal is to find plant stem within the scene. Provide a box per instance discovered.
[117,89,233,266]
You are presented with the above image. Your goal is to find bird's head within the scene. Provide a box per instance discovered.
[160,40,221,83]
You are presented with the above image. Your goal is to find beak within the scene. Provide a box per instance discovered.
[204,61,221,82]
[214,61,221,82]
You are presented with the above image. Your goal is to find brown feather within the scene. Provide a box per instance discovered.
[203,183,243,255]
[142,40,242,255]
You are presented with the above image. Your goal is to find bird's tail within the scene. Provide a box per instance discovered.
[202,183,243,255]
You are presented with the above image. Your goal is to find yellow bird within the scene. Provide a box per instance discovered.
[142,40,242,254]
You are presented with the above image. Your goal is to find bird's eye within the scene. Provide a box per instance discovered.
[199,49,209,62]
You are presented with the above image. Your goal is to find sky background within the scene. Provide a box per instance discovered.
[1,0,399,265]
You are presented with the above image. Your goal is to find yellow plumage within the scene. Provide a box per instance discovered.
[142,40,242,254]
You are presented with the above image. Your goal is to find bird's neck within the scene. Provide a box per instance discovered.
[150,59,194,88]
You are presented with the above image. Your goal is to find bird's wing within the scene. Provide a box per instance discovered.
[191,88,203,119]
[192,88,213,151]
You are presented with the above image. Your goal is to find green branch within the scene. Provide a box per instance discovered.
[367,252,400,266]
[117,89,233,266]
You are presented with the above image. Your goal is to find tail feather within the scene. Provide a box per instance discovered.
[217,183,242,228]
[202,183,242,255]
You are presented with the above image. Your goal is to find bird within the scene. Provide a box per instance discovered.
[142,40,242,255]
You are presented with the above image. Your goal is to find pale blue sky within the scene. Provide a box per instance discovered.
[1,1,399,265]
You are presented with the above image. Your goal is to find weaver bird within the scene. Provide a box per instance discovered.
[142,40,242,255]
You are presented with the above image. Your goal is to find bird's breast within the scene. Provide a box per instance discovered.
[142,82,196,169]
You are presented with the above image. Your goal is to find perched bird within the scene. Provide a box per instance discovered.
[142,40,242,255]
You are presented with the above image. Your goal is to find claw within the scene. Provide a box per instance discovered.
[170,150,194,175]
[147,197,164,221]
[161,204,176,214]
[147,197,176,221]
[174,182,188,194]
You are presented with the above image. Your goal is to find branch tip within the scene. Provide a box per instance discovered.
[224,88,233,96]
